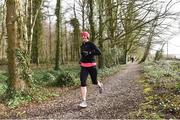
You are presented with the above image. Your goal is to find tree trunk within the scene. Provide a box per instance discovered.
[31,0,43,65]
[98,0,104,68]
[88,0,95,42]
[6,0,18,92]
[6,0,31,96]
[98,42,104,68]
[154,42,165,61]
[0,3,5,46]
[0,3,6,60]
[48,15,52,63]
[139,19,158,64]
[105,0,117,43]
[122,45,128,64]
[27,0,32,55]
[139,38,152,63]
[121,0,136,64]
[64,23,69,62]
[60,26,64,64]
[27,0,43,58]
[70,18,80,61]
[81,0,86,31]
[54,0,61,70]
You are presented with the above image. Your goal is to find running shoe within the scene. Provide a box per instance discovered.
[79,100,87,108]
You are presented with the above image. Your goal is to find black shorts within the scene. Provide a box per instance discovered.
[80,66,98,87]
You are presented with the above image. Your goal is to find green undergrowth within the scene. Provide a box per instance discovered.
[130,60,180,119]
[0,63,122,108]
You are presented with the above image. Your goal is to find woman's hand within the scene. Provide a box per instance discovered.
[82,51,92,56]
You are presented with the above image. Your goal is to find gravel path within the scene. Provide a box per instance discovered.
[7,63,144,119]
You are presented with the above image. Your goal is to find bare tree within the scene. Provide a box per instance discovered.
[27,0,43,56]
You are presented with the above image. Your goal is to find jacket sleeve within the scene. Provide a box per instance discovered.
[90,42,101,56]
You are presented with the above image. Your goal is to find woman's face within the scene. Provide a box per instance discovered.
[82,36,89,42]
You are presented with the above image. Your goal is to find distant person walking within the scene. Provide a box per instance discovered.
[131,56,135,63]
[79,31,103,108]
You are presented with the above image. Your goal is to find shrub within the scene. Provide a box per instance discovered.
[0,83,7,95]
[42,73,56,82]
[135,61,180,119]
[32,71,46,85]
[7,92,32,108]
[48,70,61,78]
[0,72,8,95]
[55,71,76,87]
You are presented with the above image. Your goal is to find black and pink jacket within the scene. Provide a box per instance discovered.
[80,41,101,67]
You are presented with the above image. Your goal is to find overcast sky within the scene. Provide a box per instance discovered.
[164,1,180,57]
[155,0,180,57]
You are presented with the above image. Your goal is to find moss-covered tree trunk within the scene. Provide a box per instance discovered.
[81,0,86,31]
[139,38,152,63]
[54,0,61,70]
[88,0,95,42]
[60,25,64,64]
[70,18,80,61]
[6,0,18,94]
[97,0,104,68]
[6,0,32,97]
[105,0,117,43]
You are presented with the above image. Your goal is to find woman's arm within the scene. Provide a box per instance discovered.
[90,42,101,56]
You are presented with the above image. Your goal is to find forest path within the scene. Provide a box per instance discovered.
[5,63,144,119]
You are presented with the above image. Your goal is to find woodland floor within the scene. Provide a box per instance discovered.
[0,63,144,119]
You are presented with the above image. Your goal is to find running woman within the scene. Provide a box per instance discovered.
[79,31,103,108]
